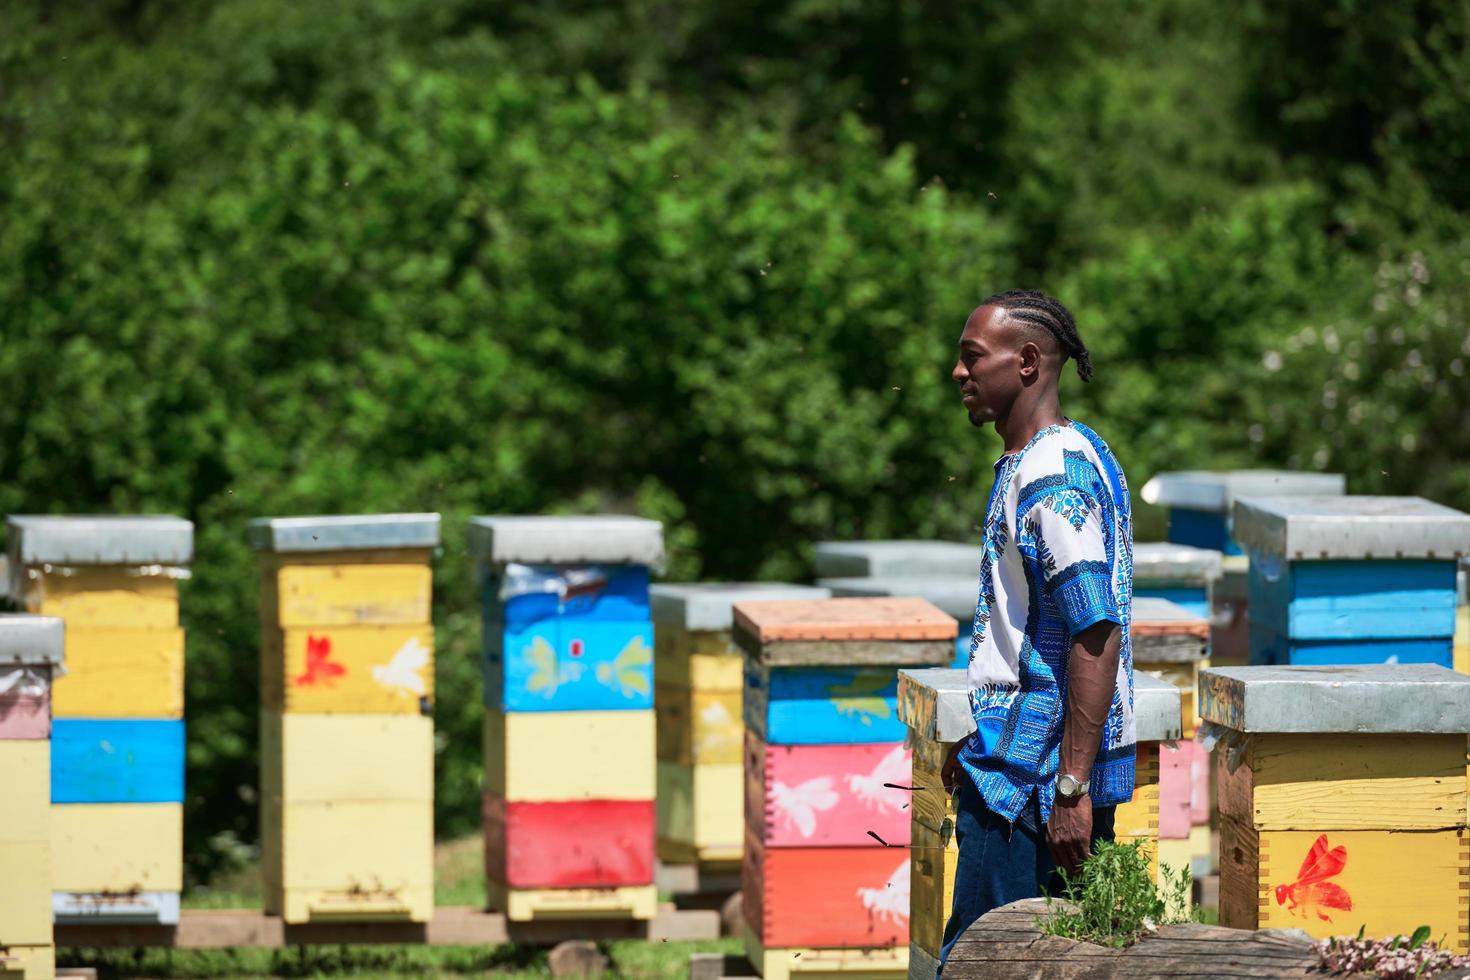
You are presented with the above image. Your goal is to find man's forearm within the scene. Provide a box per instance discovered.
[1059,620,1121,781]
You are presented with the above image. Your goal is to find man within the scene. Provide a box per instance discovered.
[937,289,1135,971]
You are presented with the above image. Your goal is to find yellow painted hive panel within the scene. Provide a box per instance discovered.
[262,625,434,714]
[653,630,743,688]
[1114,743,1161,839]
[49,803,182,892]
[0,944,55,980]
[656,761,742,853]
[484,709,654,802]
[259,711,434,804]
[1454,606,1468,675]
[909,815,958,959]
[655,685,742,765]
[0,741,50,843]
[273,799,433,893]
[743,926,908,980]
[26,567,178,628]
[487,882,658,922]
[0,841,54,946]
[272,885,433,924]
[267,560,432,627]
[50,627,185,719]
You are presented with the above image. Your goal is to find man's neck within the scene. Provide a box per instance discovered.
[995,398,1068,455]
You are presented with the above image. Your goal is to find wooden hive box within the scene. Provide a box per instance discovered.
[6,515,192,928]
[0,616,64,979]
[818,575,979,669]
[470,515,664,922]
[1234,495,1470,668]
[1139,470,1344,556]
[1131,542,1223,619]
[897,667,1181,979]
[1203,663,1470,951]
[651,583,828,871]
[735,597,955,976]
[251,514,440,924]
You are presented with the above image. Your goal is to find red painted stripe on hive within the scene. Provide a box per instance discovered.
[483,794,654,888]
[744,832,911,949]
[744,731,912,847]
[732,598,956,643]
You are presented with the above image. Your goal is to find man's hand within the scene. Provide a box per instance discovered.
[941,738,965,794]
[1046,793,1093,875]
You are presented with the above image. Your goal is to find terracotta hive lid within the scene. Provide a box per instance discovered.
[732,597,957,667]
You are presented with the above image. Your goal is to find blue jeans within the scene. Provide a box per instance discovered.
[936,775,1115,974]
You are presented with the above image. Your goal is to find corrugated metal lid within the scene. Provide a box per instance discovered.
[468,515,664,566]
[248,514,441,553]
[6,515,193,565]
[818,575,977,621]
[1140,470,1345,513]
[813,540,979,579]
[650,583,831,631]
[1232,495,1470,560]
[0,614,65,664]
[1201,663,1470,733]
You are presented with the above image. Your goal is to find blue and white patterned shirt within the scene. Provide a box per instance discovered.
[957,420,1135,824]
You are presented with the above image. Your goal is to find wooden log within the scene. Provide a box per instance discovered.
[943,897,1322,979]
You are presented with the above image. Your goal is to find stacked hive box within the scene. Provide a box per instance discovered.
[6,515,191,925]
[1205,664,1470,950]
[734,597,955,980]
[650,583,830,885]
[815,540,980,669]
[0,615,64,980]
[251,514,440,923]
[1133,597,1212,879]
[471,516,664,922]
[1233,496,1470,668]
[1132,542,1223,620]
[896,667,1181,980]
[1457,562,1467,675]
[1141,471,1344,666]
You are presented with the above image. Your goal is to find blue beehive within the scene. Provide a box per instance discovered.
[1141,470,1344,555]
[1234,495,1470,667]
[1132,543,1223,619]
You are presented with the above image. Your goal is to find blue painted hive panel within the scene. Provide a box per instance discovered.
[484,566,651,627]
[52,718,185,804]
[1168,509,1241,556]
[485,619,653,711]
[952,633,970,669]
[1248,558,1458,641]
[1134,586,1210,619]
[743,661,906,745]
[1248,622,1453,668]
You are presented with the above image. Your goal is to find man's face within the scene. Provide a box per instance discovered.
[953,305,1023,427]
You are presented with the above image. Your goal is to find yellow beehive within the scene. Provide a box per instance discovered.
[1206,664,1470,951]
[0,947,55,980]
[49,627,184,718]
[50,803,183,893]
[25,567,179,629]
[251,514,440,924]
[898,669,1182,974]
[1455,605,1468,676]
[650,583,829,873]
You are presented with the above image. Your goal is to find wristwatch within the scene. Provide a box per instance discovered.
[1056,773,1090,799]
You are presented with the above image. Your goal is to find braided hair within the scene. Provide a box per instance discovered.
[981,289,1094,382]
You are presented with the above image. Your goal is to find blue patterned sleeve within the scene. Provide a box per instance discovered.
[1018,485,1120,636]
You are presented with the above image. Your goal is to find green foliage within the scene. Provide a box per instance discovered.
[2,0,1468,884]
[1041,842,1195,948]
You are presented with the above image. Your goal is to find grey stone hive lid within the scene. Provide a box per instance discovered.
[468,515,665,566]
[814,540,979,579]
[1201,663,1470,734]
[1140,470,1345,514]
[1232,495,1470,560]
[1131,542,1224,586]
[0,614,65,664]
[650,582,832,631]
[897,667,1182,744]
[248,514,441,553]
[6,515,194,565]
[818,575,977,621]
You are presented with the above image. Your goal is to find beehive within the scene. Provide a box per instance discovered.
[1133,597,1213,879]
[1203,664,1470,950]
[0,615,63,980]
[6,515,191,926]
[1234,496,1470,668]
[1132,543,1223,619]
[818,576,977,669]
[1140,470,1344,556]
[252,514,440,923]
[813,541,980,581]
[471,515,664,922]
[897,668,1181,980]
[650,583,829,880]
[735,597,955,979]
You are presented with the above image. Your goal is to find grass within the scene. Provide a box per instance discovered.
[1039,841,1198,948]
[59,836,741,978]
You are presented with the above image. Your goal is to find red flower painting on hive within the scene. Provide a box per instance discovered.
[1275,833,1353,922]
[295,634,347,687]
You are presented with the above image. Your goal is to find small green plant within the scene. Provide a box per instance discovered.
[1039,840,1195,948]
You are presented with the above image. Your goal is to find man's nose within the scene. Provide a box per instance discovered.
[952,359,968,382]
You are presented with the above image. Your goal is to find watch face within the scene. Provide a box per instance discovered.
[1058,775,1079,795]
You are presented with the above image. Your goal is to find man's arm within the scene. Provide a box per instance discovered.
[1046,618,1121,874]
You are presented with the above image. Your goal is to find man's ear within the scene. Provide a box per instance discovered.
[1018,340,1043,381]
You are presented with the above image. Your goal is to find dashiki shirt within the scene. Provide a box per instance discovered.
[957,420,1135,824]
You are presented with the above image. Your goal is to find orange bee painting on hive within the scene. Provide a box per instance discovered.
[294,634,347,687]
[1274,833,1353,922]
